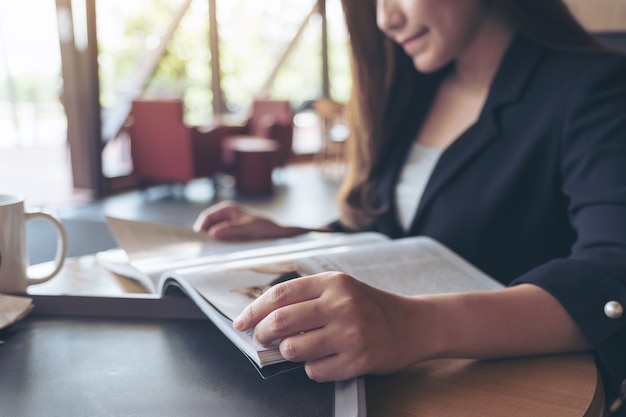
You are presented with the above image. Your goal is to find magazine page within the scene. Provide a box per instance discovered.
[103,216,388,292]
[164,246,352,321]
[169,236,503,323]
[95,249,158,293]
[297,236,504,295]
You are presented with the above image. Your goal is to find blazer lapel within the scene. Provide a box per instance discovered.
[410,35,546,232]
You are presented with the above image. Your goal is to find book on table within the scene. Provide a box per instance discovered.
[100,216,504,378]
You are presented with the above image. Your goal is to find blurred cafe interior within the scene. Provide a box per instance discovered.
[0,0,624,211]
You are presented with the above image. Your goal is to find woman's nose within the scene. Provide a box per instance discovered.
[376,0,405,34]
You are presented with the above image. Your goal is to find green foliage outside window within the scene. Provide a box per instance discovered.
[97,0,352,126]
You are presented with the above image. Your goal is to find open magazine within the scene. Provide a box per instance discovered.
[100,217,503,378]
[99,217,388,294]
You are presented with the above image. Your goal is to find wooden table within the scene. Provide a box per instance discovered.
[25,256,605,417]
[367,354,603,417]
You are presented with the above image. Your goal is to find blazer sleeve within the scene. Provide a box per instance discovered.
[512,54,626,405]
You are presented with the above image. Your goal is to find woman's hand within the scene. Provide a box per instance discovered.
[233,272,430,382]
[193,201,310,241]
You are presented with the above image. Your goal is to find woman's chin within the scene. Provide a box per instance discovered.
[410,54,449,74]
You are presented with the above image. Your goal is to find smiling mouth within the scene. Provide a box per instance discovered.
[400,28,429,48]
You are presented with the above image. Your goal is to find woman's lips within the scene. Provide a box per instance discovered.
[400,28,429,49]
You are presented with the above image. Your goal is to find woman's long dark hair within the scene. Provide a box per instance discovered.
[337,0,603,230]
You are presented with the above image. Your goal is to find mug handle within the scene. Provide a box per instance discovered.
[25,209,68,285]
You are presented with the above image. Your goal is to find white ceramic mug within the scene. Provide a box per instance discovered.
[0,195,68,294]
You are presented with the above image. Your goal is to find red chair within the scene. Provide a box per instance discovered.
[219,99,295,170]
[247,99,294,167]
[128,99,224,188]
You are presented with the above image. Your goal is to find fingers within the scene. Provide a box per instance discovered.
[280,328,370,382]
[194,202,286,240]
[194,202,309,241]
[253,298,327,346]
[208,221,259,240]
[279,327,335,362]
[193,201,243,233]
[233,274,327,333]
[210,217,288,241]
[303,353,366,383]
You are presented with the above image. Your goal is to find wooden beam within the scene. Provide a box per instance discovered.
[55,0,103,197]
[320,0,330,99]
[208,0,226,116]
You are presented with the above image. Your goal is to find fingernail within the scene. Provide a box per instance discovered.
[233,315,244,330]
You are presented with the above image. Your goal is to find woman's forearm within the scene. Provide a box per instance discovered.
[414,283,592,361]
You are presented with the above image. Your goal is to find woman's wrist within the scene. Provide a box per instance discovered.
[369,293,449,371]
[400,294,454,362]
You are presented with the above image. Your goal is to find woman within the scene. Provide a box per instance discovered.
[195,0,626,411]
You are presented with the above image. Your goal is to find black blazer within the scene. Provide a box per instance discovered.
[337,35,626,405]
